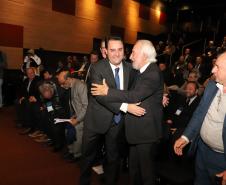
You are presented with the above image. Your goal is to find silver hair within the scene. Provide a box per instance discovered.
[39,82,54,96]
[137,40,157,63]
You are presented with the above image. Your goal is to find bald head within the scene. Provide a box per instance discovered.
[211,52,226,86]
[57,71,71,89]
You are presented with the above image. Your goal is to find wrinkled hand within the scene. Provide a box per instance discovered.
[174,137,189,156]
[69,118,78,126]
[91,79,109,96]
[127,103,146,116]
[162,94,169,107]
[29,96,37,102]
[216,171,226,185]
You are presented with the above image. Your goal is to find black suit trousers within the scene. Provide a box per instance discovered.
[129,143,157,185]
[80,122,123,185]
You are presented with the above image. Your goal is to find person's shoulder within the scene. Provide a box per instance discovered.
[122,60,132,69]
[92,59,109,69]
[74,78,86,87]
[205,80,216,89]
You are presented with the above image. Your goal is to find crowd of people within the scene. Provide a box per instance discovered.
[8,34,226,185]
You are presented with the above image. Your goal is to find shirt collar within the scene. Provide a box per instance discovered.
[189,95,197,104]
[140,62,151,74]
[216,83,224,94]
[109,61,123,71]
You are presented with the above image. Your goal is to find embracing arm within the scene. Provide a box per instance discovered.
[90,64,122,114]
[101,70,162,103]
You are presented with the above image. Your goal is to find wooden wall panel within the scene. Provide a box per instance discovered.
[0,0,166,69]
[0,46,23,69]
[139,4,150,20]
[95,0,112,8]
[110,25,125,39]
[0,23,23,47]
[52,0,75,15]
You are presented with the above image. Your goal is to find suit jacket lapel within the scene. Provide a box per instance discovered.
[123,61,130,90]
[104,60,116,88]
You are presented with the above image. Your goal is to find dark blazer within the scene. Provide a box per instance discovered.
[20,76,41,99]
[183,80,226,157]
[167,95,200,129]
[84,59,133,134]
[101,63,164,144]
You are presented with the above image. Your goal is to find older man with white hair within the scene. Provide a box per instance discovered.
[92,40,164,185]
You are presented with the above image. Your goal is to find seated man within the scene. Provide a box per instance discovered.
[16,67,41,134]
[58,71,88,162]
[37,81,66,150]
[165,81,201,137]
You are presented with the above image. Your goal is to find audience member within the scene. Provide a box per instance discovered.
[58,71,88,162]
[84,50,99,86]
[100,39,107,59]
[16,67,41,134]
[22,49,41,76]
[166,81,200,137]
[36,81,66,147]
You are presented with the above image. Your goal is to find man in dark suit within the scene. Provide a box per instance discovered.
[16,67,41,134]
[91,40,164,185]
[80,36,144,185]
[166,81,200,131]
[174,52,226,185]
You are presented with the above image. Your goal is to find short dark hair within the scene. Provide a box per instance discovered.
[186,81,199,90]
[43,69,54,75]
[105,36,123,49]
[62,70,71,80]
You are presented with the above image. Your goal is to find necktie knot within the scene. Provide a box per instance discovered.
[186,98,190,106]
[115,67,120,75]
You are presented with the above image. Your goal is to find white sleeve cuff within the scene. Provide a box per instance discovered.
[120,103,128,113]
[181,135,189,143]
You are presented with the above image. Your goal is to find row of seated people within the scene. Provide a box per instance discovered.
[16,67,87,163]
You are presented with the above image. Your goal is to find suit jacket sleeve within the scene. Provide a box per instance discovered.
[103,69,162,103]
[72,82,88,123]
[91,64,122,114]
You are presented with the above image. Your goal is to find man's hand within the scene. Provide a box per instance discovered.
[174,137,189,156]
[69,118,78,126]
[162,93,169,107]
[127,103,146,116]
[216,171,226,185]
[91,79,109,96]
[19,97,25,104]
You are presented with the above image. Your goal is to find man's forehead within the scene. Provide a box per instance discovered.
[108,40,123,48]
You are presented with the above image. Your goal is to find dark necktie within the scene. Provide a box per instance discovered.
[186,98,190,106]
[113,68,121,124]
